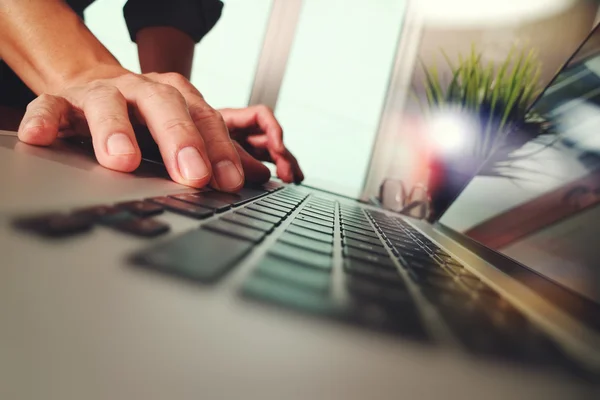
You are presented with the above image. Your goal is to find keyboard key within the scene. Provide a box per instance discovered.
[247,204,287,219]
[203,219,266,243]
[260,198,295,211]
[148,197,214,219]
[299,210,334,223]
[344,259,405,286]
[291,220,334,235]
[294,214,334,228]
[408,266,453,283]
[342,220,374,232]
[343,238,389,256]
[344,247,396,270]
[221,213,275,232]
[254,256,331,293]
[341,215,369,226]
[266,196,298,207]
[114,217,170,237]
[243,275,344,317]
[14,213,93,237]
[286,225,334,244]
[256,200,292,214]
[301,207,334,219]
[304,204,334,214]
[261,180,285,191]
[116,200,164,217]
[276,192,305,202]
[133,229,253,282]
[350,292,427,340]
[343,231,384,247]
[269,242,333,271]
[235,208,281,225]
[278,232,333,255]
[170,193,231,212]
[342,225,379,239]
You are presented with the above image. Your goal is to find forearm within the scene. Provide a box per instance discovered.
[136,27,195,79]
[0,0,123,94]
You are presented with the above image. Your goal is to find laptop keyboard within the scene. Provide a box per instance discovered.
[13,183,574,372]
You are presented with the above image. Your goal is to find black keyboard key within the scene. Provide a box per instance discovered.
[304,204,334,214]
[401,255,442,271]
[341,215,369,226]
[294,214,334,228]
[230,187,270,207]
[276,191,305,201]
[261,180,284,191]
[350,292,427,340]
[14,213,93,237]
[344,247,396,270]
[342,220,374,232]
[116,200,164,217]
[286,225,334,244]
[343,238,389,256]
[278,232,333,255]
[221,213,275,232]
[148,197,214,219]
[170,193,231,212]
[301,207,334,219]
[299,210,334,223]
[243,275,344,317]
[260,197,295,211]
[342,225,379,239]
[114,217,170,237]
[291,220,334,236]
[256,200,292,214]
[266,196,298,207]
[203,219,266,243]
[343,231,384,247]
[247,204,287,219]
[254,256,331,293]
[344,259,405,286]
[408,266,453,283]
[269,242,333,271]
[235,208,281,225]
[133,229,252,282]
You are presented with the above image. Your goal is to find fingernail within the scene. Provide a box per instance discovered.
[23,118,43,131]
[107,133,135,156]
[214,160,243,190]
[178,146,210,181]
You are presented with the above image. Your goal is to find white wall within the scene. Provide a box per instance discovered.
[85,0,272,108]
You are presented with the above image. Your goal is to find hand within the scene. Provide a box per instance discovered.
[17,68,245,192]
[219,106,304,184]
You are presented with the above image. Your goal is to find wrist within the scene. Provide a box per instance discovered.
[50,64,131,94]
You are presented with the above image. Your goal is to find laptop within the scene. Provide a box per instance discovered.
[2,30,600,400]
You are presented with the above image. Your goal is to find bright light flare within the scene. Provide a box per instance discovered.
[424,111,477,155]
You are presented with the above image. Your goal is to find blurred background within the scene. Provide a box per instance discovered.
[83,0,600,203]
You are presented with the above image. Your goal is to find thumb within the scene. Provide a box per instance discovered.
[18,94,72,146]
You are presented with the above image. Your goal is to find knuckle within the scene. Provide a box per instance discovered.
[162,118,197,135]
[143,82,181,101]
[95,113,130,128]
[118,72,144,86]
[189,103,221,123]
[84,84,122,105]
[162,72,188,87]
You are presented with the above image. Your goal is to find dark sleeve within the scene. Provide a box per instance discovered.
[123,0,224,43]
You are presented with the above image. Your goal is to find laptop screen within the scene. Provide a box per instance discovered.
[439,26,600,307]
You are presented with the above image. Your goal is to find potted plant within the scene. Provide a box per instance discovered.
[415,44,548,220]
